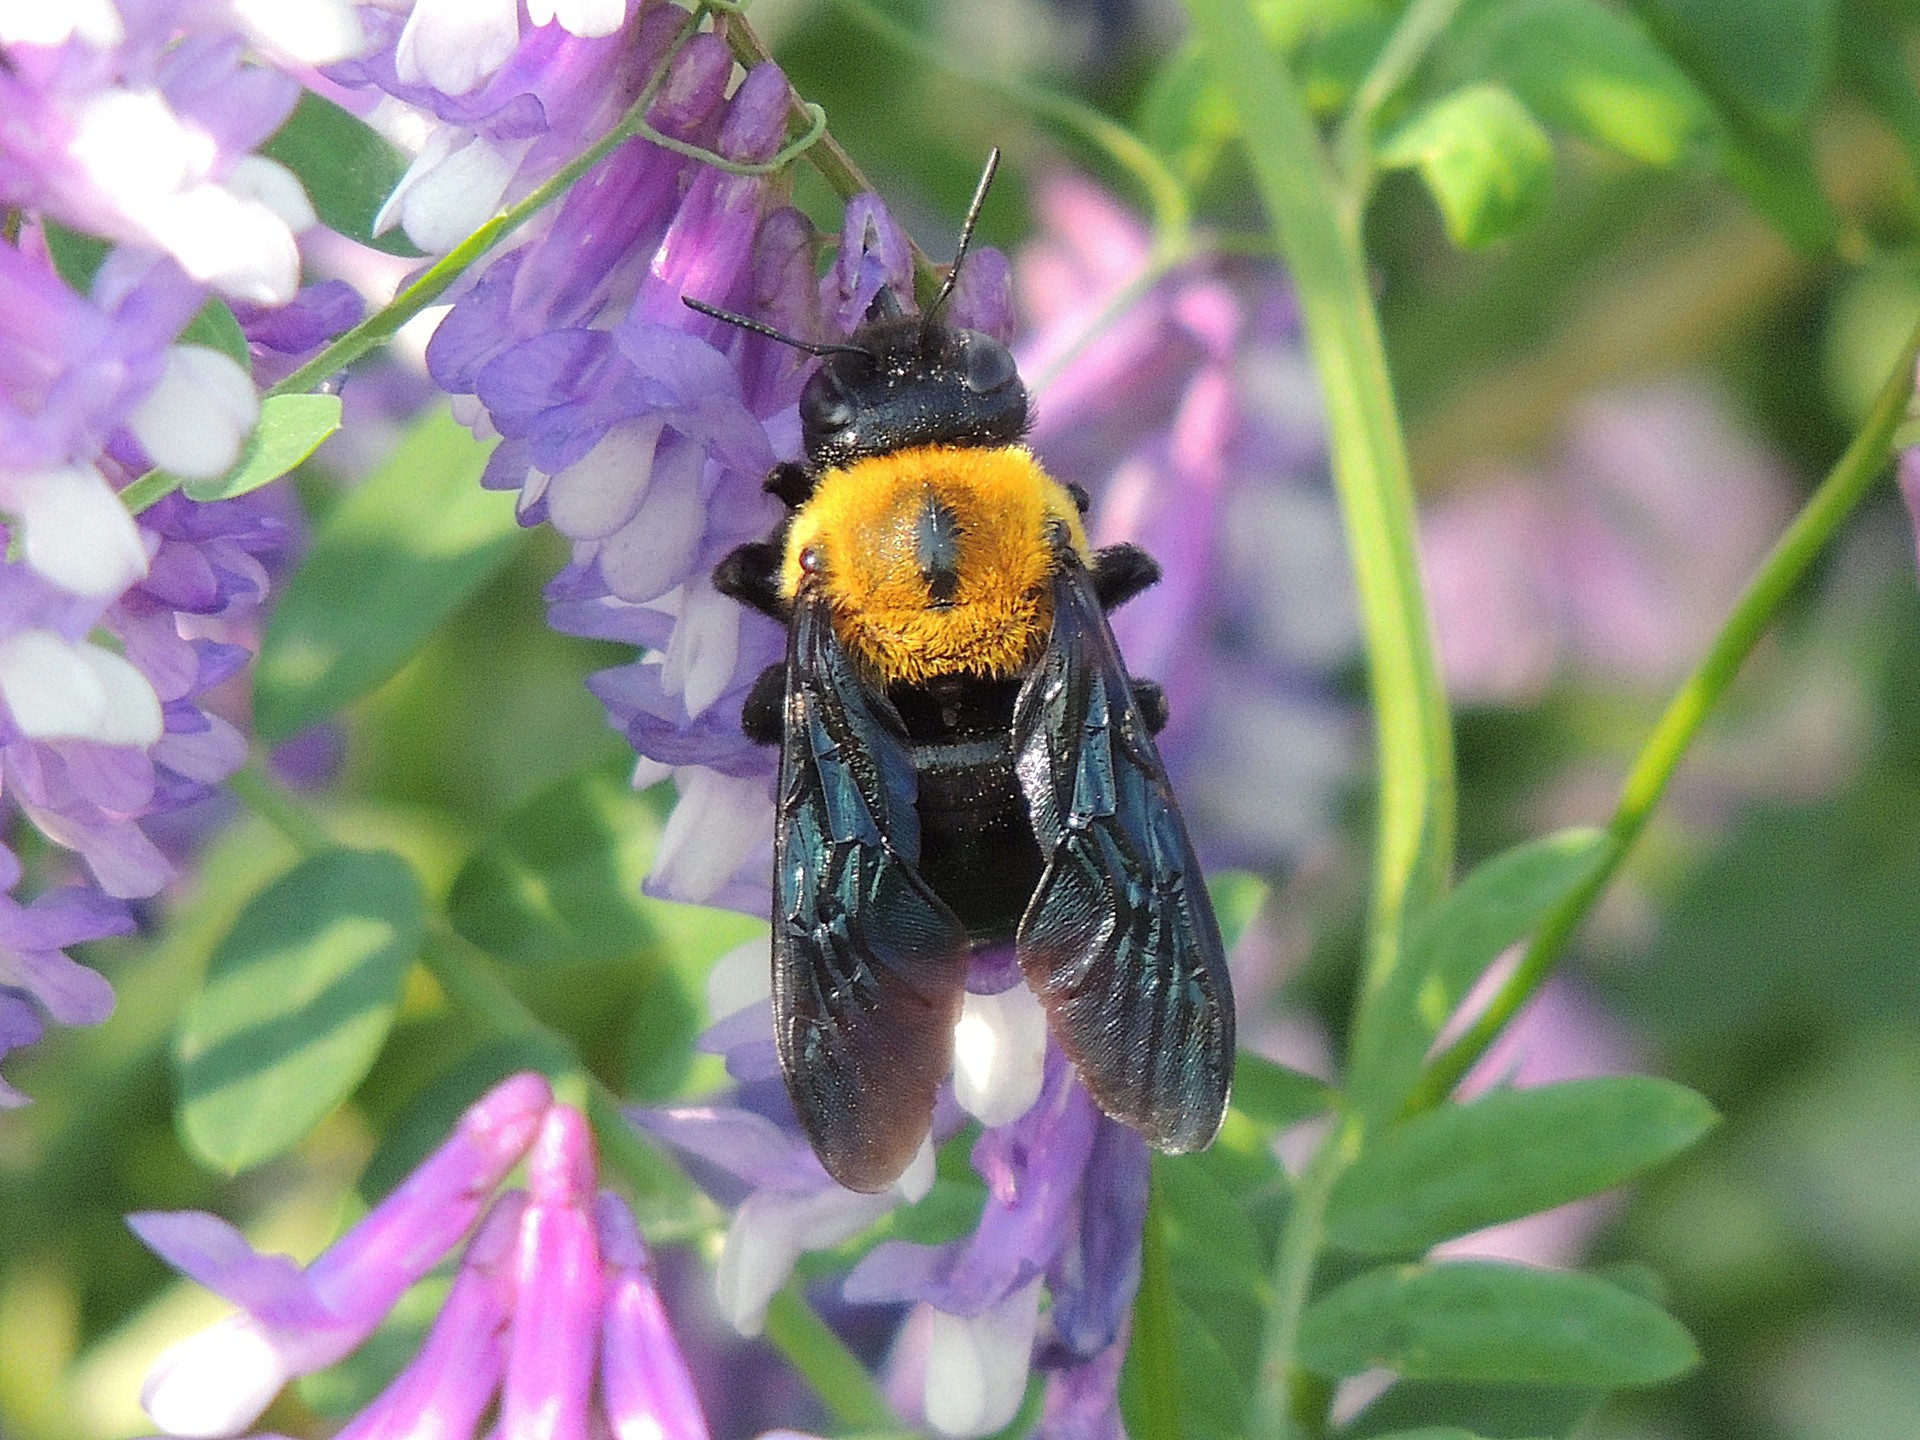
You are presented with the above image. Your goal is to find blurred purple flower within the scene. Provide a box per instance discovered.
[133,1072,790,1440]
[1422,379,1794,706]
[0,1,361,305]
[1014,175,1359,871]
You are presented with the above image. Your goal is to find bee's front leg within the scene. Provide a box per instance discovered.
[713,539,788,622]
[740,663,785,746]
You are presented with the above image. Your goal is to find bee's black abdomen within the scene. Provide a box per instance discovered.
[891,676,1042,942]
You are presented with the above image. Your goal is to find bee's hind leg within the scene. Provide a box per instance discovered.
[1130,677,1169,735]
[1091,543,1160,611]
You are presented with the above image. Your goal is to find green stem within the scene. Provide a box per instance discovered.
[1331,0,1468,215]
[1186,0,1455,997]
[226,760,334,856]
[1413,306,1920,1110]
[1251,1121,1356,1439]
[764,1286,898,1431]
[821,0,1191,245]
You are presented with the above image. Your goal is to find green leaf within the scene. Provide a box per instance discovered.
[1362,1430,1548,1440]
[1377,85,1555,248]
[1123,1118,1289,1440]
[1349,828,1609,1121]
[261,90,423,257]
[448,764,662,966]
[1348,1378,1600,1440]
[1298,1261,1699,1386]
[178,393,342,502]
[1637,0,1835,129]
[1210,869,1267,949]
[254,406,525,742]
[1326,1077,1718,1255]
[41,221,111,291]
[176,849,426,1172]
[179,298,252,373]
[1446,0,1717,166]
[1232,1052,1335,1129]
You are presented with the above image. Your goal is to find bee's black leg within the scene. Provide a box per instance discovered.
[1130,677,1169,735]
[714,541,788,622]
[741,663,786,745]
[1066,481,1092,515]
[766,462,816,509]
[1091,543,1161,611]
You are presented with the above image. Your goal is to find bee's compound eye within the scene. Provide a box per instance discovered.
[800,365,857,437]
[958,331,1017,394]
[799,545,824,575]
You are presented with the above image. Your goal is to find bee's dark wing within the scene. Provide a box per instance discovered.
[1012,547,1234,1152]
[774,590,971,1192]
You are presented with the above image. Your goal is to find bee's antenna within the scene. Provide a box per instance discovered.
[681,297,870,358]
[922,147,1000,337]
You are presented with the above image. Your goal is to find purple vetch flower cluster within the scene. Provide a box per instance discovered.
[327,0,668,256]
[417,39,982,914]
[132,1072,799,1440]
[0,2,358,1096]
[638,943,1146,1440]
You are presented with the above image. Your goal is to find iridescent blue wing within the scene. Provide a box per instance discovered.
[773,590,971,1192]
[1012,543,1234,1152]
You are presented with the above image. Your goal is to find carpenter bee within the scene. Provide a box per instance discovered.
[690,152,1233,1192]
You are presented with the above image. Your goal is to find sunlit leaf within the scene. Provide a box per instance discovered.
[1377,85,1555,248]
[176,849,425,1172]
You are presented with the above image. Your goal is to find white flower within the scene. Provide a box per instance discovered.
[0,633,164,746]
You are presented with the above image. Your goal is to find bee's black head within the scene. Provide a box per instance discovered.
[798,308,1027,469]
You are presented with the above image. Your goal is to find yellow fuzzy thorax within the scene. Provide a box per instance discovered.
[782,445,1089,686]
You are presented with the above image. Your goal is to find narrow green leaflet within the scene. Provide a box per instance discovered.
[1298,1261,1700,1386]
[1377,85,1555,249]
[178,393,342,502]
[176,849,426,1172]
[1325,1077,1719,1256]
[1444,0,1717,166]
[261,90,423,256]
[1233,1052,1335,1129]
[449,764,663,966]
[253,406,525,741]
[1349,827,1608,1121]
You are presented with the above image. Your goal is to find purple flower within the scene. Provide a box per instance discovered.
[133,1072,794,1440]
[1421,379,1794,705]
[0,839,131,1105]
[0,3,357,305]
[134,1071,553,1436]
[640,955,1145,1439]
